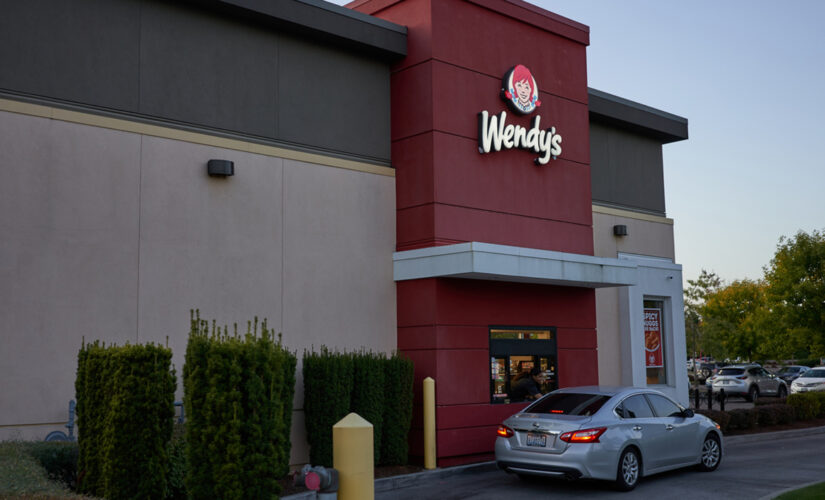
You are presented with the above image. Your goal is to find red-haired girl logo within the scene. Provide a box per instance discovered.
[502,64,540,114]
[477,64,562,165]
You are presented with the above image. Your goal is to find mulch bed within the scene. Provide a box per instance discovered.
[278,464,424,497]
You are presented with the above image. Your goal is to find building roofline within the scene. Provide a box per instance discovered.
[588,88,688,144]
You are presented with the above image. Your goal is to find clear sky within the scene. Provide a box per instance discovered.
[331,0,825,286]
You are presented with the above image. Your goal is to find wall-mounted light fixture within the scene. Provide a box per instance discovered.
[613,224,628,237]
[207,159,234,177]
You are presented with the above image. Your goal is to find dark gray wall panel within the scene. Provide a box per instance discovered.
[139,1,279,139]
[278,35,391,160]
[0,0,141,111]
[590,123,666,215]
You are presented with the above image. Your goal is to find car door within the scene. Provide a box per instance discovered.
[645,393,699,467]
[620,394,668,471]
[758,367,780,395]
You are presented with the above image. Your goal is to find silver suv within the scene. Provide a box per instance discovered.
[710,364,787,402]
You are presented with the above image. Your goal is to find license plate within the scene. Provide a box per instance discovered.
[526,432,547,447]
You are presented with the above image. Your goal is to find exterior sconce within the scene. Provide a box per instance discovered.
[207,159,234,177]
[613,225,628,237]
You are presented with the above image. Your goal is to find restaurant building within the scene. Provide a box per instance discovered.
[0,0,688,466]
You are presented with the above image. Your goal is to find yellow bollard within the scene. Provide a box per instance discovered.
[423,376,436,469]
[333,412,374,500]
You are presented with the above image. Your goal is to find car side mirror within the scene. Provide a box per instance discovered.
[682,409,694,418]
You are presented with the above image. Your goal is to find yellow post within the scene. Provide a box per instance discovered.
[423,376,437,469]
[333,412,374,500]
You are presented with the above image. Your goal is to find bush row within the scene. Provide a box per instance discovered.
[696,392,825,432]
[75,341,176,499]
[183,314,296,500]
[303,348,414,467]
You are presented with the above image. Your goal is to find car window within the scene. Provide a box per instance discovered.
[748,367,760,376]
[646,394,683,418]
[801,369,825,378]
[526,393,611,416]
[718,368,744,376]
[621,395,654,419]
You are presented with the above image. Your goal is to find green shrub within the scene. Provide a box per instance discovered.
[303,347,354,467]
[774,404,796,425]
[727,408,758,430]
[788,393,822,420]
[352,351,386,465]
[695,409,730,433]
[166,424,187,500]
[755,404,781,427]
[184,313,295,500]
[381,352,414,465]
[75,341,176,499]
[23,441,78,490]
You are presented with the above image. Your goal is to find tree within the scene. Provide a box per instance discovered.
[684,270,722,358]
[763,229,825,359]
[701,279,771,361]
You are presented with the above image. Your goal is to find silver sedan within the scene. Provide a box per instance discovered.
[494,386,723,491]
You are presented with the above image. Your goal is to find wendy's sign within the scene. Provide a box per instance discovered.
[478,64,563,165]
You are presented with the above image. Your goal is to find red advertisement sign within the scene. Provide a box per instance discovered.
[644,308,663,368]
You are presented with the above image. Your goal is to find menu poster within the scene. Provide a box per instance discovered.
[644,308,663,368]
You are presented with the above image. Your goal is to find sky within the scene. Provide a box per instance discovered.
[331,0,825,286]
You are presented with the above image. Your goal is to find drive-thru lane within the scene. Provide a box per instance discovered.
[376,429,825,499]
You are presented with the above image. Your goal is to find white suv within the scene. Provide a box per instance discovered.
[711,364,787,402]
[790,366,825,394]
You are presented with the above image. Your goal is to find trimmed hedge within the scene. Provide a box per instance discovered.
[303,348,414,467]
[727,408,758,430]
[24,441,78,490]
[381,352,414,465]
[303,348,354,467]
[695,409,730,433]
[75,341,176,499]
[183,313,296,500]
[787,392,825,420]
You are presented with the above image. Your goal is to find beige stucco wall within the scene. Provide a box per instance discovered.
[592,207,675,387]
[0,106,396,465]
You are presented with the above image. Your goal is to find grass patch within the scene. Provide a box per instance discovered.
[0,441,91,499]
[775,481,825,500]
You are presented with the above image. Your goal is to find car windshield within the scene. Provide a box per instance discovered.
[800,369,825,378]
[526,393,611,416]
[718,368,745,376]
[779,367,800,374]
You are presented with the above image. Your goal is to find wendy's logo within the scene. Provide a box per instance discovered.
[501,64,540,115]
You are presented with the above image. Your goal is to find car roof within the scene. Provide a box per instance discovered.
[552,386,666,398]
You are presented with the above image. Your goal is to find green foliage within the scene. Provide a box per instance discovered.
[0,441,75,497]
[302,348,415,468]
[787,393,825,420]
[381,352,415,465]
[701,279,770,361]
[184,312,295,500]
[352,351,387,465]
[24,441,78,490]
[726,408,758,430]
[166,424,187,500]
[75,341,176,499]
[684,270,723,357]
[303,347,354,467]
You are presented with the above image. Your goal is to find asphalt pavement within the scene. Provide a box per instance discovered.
[284,424,825,500]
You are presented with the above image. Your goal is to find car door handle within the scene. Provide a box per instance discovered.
[633,426,642,431]
[666,424,674,431]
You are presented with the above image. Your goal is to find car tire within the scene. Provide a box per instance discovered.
[778,385,787,399]
[746,385,759,403]
[697,433,721,472]
[614,447,641,491]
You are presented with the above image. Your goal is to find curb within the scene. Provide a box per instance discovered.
[282,425,825,499]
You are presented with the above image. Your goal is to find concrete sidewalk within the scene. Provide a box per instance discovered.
[282,424,825,499]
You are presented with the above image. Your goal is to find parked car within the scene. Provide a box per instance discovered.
[790,367,825,394]
[710,364,787,401]
[495,386,723,491]
[695,363,718,383]
[776,365,811,384]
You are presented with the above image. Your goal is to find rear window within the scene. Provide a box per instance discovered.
[718,368,745,376]
[526,393,610,416]
[802,369,825,378]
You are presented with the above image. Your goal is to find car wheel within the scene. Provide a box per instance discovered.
[698,433,721,472]
[778,385,787,399]
[614,447,641,491]
[746,385,759,402]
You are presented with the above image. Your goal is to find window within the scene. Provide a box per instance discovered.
[646,393,683,418]
[489,326,557,404]
[644,299,667,384]
[525,393,610,416]
[621,395,654,419]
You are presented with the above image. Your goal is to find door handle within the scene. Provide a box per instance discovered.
[633,426,642,431]
[666,424,674,431]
